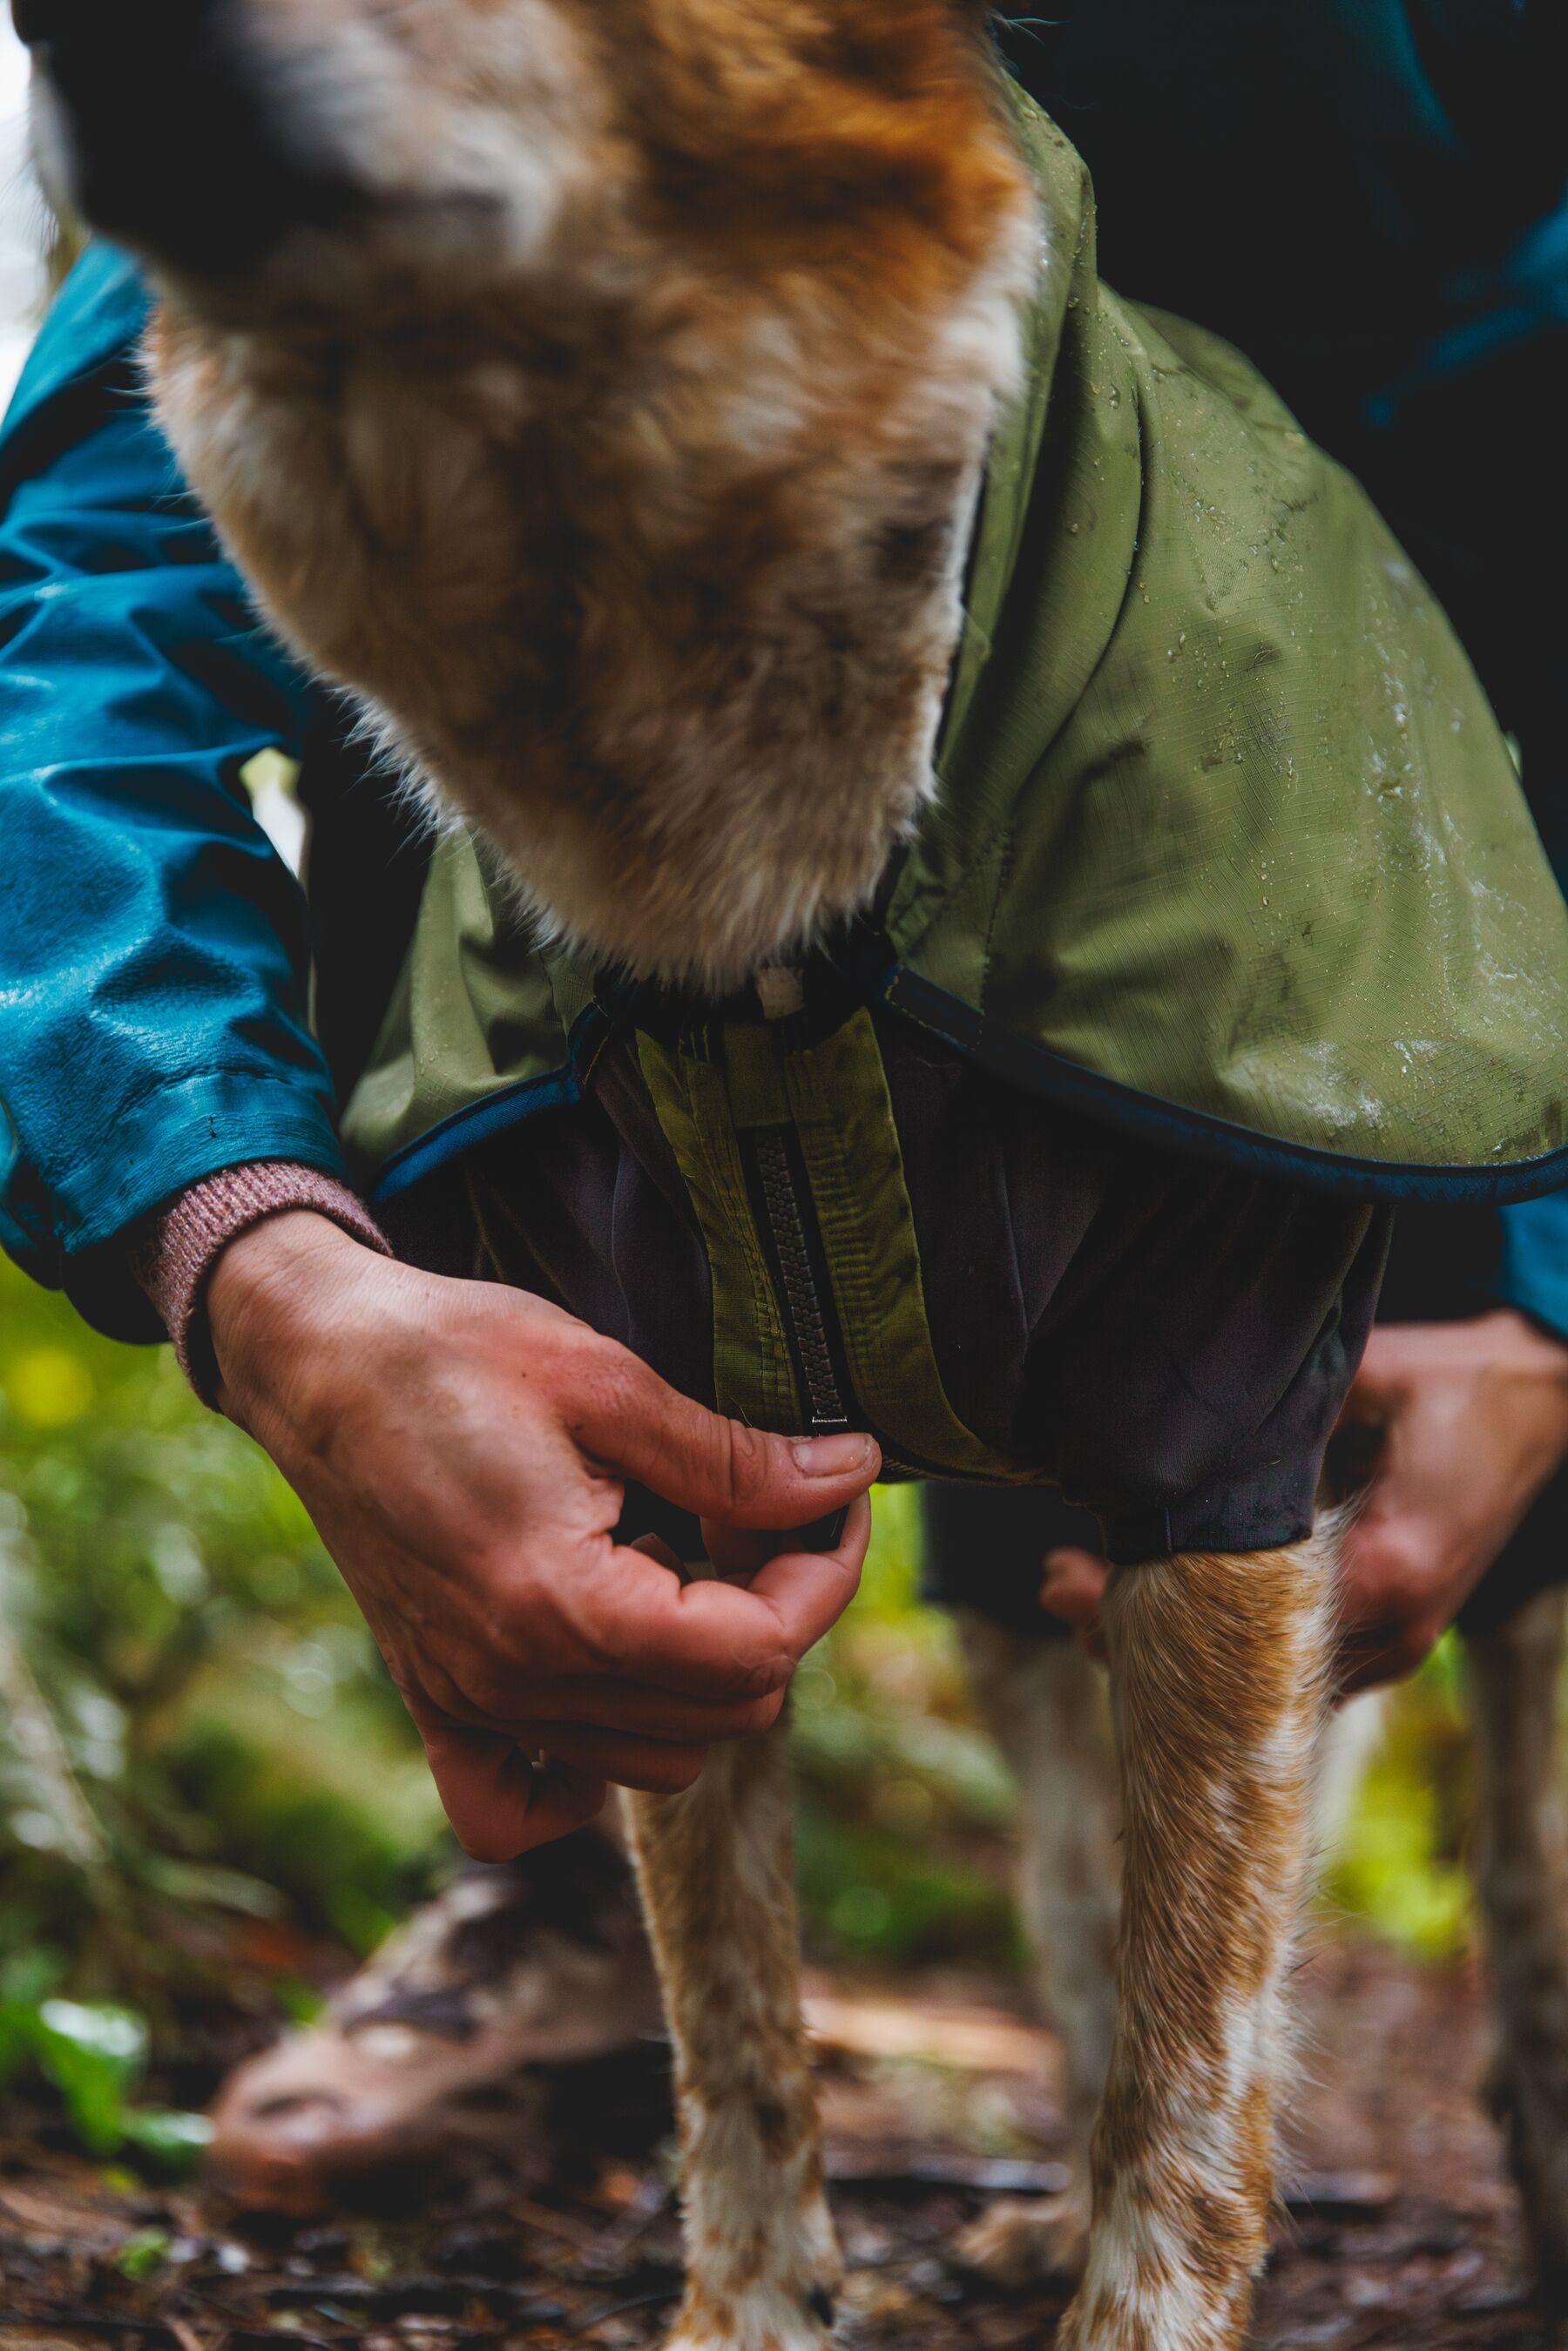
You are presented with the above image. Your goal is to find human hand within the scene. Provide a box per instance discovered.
[1036,1311,1568,1693]
[1329,1311,1568,1690]
[206,1212,879,1858]
[1037,1544,1109,1657]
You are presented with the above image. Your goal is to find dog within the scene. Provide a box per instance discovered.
[23,0,1568,2341]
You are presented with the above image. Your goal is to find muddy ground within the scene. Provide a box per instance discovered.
[0,1937,1558,2349]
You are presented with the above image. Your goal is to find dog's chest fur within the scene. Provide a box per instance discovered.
[149,7,1037,990]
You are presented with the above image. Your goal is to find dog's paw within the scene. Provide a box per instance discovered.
[662,2281,837,2351]
[952,2190,1091,2287]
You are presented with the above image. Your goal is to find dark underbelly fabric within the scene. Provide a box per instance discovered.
[921,1200,1565,1637]
[387,1003,1388,1565]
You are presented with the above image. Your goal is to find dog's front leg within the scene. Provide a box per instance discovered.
[1465,1584,1568,2306]
[626,1719,841,2351]
[954,1614,1119,2283]
[1058,1530,1336,2351]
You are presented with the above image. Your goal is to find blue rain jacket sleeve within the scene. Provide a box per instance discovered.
[1497,1194,1568,1353]
[0,245,342,1341]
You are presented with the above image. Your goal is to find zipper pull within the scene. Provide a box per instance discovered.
[756,966,805,1021]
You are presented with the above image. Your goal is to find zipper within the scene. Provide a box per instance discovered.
[728,1016,983,1487]
[742,1124,852,1435]
[740,1118,1007,1490]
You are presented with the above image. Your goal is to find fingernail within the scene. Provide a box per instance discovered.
[793,1431,874,1476]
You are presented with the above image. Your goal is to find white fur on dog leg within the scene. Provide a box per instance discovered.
[668,2136,841,2351]
[1055,1529,1339,2351]
[663,2289,835,2351]
[628,1730,843,2351]
[663,2277,835,2351]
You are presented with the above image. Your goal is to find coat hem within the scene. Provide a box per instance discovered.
[883,969,1568,1206]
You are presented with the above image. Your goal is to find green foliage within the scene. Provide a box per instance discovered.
[0,1960,210,2170]
[30,1996,147,2153]
[795,1486,1024,1965]
[115,2228,173,2282]
[1324,1636,1477,1956]
[0,1253,447,2119]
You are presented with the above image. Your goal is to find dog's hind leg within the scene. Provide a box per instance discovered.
[625,1719,840,2351]
[952,1614,1119,2283]
[1057,1529,1337,2351]
[1465,1583,1568,2307]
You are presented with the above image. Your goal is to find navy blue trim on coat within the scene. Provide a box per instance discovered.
[368,1017,598,1204]
[366,966,1568,1210]
[882,969,1568,1208]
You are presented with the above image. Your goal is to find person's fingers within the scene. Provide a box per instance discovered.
[1336,1394,1463,1636]
[1337,1515,1431,1632]
[419,1725,606,1861]
[1334,1328,1415,1426]
[490,1676,786,1744]
[1334,1618,1444,1694]
[1335,1406,1466,1687]
[1334,1506,1451,1691]
[1333,1564,1448,1691]
[582,1493,871,1696]
[556,1342,880,1528]
[499,1721,710,1794]
[630,1532,688,1575]
[1038,1545,1110,1632]
[700,1519,779,1577]
[696,1511,852,1577]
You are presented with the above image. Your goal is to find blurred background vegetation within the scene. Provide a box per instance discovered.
[0,1249,1484,2170]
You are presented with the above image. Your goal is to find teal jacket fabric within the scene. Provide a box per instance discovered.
[0,248,338,1337]
[3,25,1568,1342]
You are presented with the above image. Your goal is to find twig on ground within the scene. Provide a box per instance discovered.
[510,2200,611,2254]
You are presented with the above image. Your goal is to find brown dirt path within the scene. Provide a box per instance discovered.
[0,1937,1557,2349]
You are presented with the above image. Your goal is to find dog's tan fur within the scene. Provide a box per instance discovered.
[1066,1539,1336,2350]
[37,2,1568,2339]
[143,0,1034,989]
[627,1722,841,2351]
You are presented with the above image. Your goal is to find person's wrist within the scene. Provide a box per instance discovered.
[207,1210,383,1424]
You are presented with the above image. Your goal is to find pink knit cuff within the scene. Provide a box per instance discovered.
[133,1161,392,1405]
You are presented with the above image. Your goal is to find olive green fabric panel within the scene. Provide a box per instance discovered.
[898,83,1568,1172]
[995,376,1567,1165]
[720,1023,793,1129]
[935,111,1088,789]
[634,1031,802,1435]
[781,1010,1028,1479]
[895,103,1131,1010]
[639,1012,1026,1476]
[341,832,570,1167]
